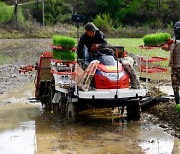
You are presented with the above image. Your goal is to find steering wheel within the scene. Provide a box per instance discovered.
[94,48,114,56]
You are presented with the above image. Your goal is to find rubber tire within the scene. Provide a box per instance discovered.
[59,93,67,116]
[66,102,76,121]
[126,101,141,121]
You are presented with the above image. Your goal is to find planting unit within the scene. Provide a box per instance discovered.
[139,45,168,91]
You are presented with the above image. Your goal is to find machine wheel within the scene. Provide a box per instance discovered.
[126,101,141,120]
[66,102,77,121]
[53,103,60,112]
[39,79,56,112]
[59,93,67,116]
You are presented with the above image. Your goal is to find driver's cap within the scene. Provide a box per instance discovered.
[85,22,98,32]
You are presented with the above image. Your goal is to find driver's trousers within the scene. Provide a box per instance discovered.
[83,46,94,66]
[83,46,93,66]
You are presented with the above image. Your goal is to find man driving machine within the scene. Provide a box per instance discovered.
[77,22,107,66]
[77,22,140,89]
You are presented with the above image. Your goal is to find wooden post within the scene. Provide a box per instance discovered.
[157,0,161,23]
[14,0,18,29]
[35,0,39,7]
[42,0,45,26]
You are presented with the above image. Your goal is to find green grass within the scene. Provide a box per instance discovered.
[107,38,169,57]
[107,38,169,67]
[108,38,143,55]
[0,54,13,65]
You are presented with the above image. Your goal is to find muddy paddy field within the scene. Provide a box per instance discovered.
[0,39,179,154]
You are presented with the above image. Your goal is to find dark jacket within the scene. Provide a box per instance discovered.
[77,30,107,58]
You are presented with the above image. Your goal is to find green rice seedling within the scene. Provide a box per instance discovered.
[52,50,77,61]
[176,104,180,113]
[143,33,171,46]
[52,35,75,48]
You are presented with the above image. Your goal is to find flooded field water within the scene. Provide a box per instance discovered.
[0,84,179,154]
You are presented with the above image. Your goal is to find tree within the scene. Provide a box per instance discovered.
[93,13,114,31]
[32,0,71,25]
[30,0,179,27]
[161,0,180,25]
[68,0,98,21]
[94,0,179,27]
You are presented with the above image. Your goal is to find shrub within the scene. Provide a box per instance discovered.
[17,7,25,23]
[0,2,14,22]
[93,13,114,32]
[0,2,24,23]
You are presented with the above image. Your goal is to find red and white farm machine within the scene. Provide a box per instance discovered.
[20,41,148,121]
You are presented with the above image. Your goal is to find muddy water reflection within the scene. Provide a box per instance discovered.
[140,117,180,154]
[34,111,180,154]
[0,103,41,154]
[0,86,179,153]
[0,121,36,154]
[0,106,179,154]
[34,111,144,154]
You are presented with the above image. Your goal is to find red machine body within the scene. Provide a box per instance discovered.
[34,52,53,99]
[94,62,129,89]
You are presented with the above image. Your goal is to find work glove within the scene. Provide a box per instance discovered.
[166,39,174,46]
[161,44,169,51]
[161,39,174,51]
[91,44,99,51]
[176,104,180,113]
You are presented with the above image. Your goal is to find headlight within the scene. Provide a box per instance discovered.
[101,71,125,81]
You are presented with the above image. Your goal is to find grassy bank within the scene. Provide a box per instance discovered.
[0,54,13,65]
[0,23,83,39]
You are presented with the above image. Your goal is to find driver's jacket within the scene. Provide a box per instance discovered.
[77,30,107,58]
